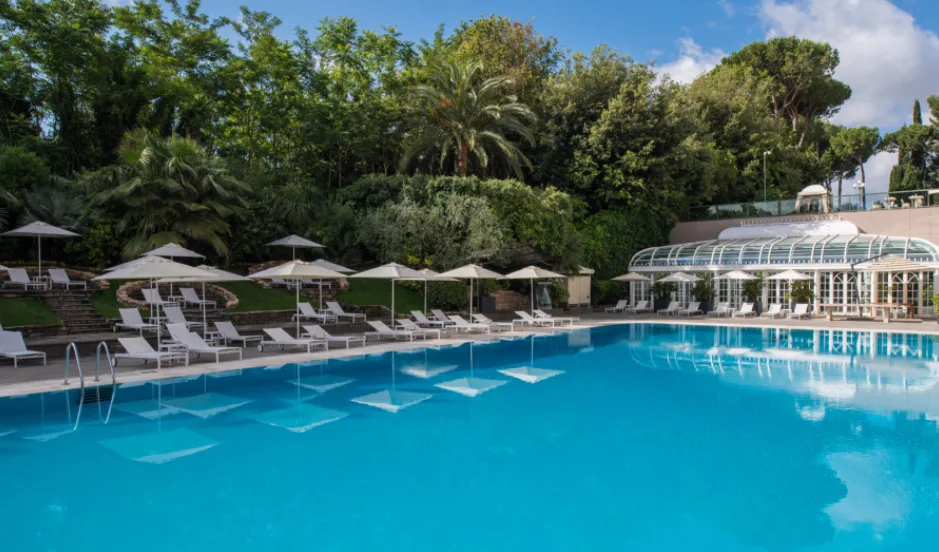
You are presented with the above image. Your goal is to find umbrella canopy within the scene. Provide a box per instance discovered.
[767,269,813,281]
[659,272,699,283]
[158,266,249,333]
[860,255,932,273]
[141,243,204,259]
[349,263,425,323]
[311,258,354,273]
[93,256,214,281]
[0,264,7,271]
[503,265,566,314]
[266,235,324,259]
[250,261,345,337]
[2,221,79,273]
[612,272,651,282]
[716,270,757,281]
[437,264,504,315]
[397,268,459,312]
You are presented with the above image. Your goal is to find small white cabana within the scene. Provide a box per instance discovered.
[794,184,831,213]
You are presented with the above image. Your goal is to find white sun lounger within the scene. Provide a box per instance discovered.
[3,268,44,290]
[707,302,731,317]
[533,309,577,325]
[214,321,263,347]
[760,303,783,319]
[412,310,451,328]
[294,302,337,324]
[430,309,451,323]
[302,325,366,348]
[179,287,217,310]
[471,314,514,332]
[397,319,445,339]
[48,268,87,290]
[788,303,811,319]
[366,320,418,341]
[113,337,187,369]
[605,300,629,313]
[732,303,757,317]
[326,301,367,323]
[514,311,554,327]
[449,315,491,333]
[142,288,178,308]
[678,302,702,316]
[167,323,242,363]
[115,308,159,334]
[259,328,326,352]
[0,330,47,368]
[163,306,203,330]
[625,300,651,314]
[657,301,680,316]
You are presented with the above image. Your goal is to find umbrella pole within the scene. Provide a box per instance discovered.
[202,281,207,337]
[391,280,396,325]
[295,282,301,338]
[531,278,535,314]
[469,279,473,316]
[37,236,42,276]
[424,280,428,313]
[318,280,323,310]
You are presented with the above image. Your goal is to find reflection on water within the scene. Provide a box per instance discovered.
[1,324,938,551]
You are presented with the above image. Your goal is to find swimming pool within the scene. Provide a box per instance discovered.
[2,324,938,551]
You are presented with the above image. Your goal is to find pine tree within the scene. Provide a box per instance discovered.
[913,99,923,125]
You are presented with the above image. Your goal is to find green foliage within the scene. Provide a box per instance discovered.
[592,279,623,306]
[932,295,939,310]
[549,280,569,307]
[578,209,671,278]
[86,130,251,258]
[692,274,716,302]
[652,281,677,299]
[338,279,424,314]
[401,60,537,179]
[64,219,121,270]
[219,282,298,312]
[742,274,765,303]
[788,280,815,304]
[426,281,468,311]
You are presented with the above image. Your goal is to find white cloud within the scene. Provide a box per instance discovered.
[760,0,939,130]
[717,0,736,17]
[845,150,895,194]
[658,38,727,84]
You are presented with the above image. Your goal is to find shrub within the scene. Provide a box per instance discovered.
[742,274,765,303]
[427,281,468,310]
[692,274,716,301]
[788,280,815,303]
[592,280,623,306]
[652,281,677,298]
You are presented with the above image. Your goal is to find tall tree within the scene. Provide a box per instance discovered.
[913,99,923,125]
[830,126,879,205]
[721,37,851,148]
[400,60,536,179]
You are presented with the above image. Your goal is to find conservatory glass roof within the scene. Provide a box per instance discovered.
[629,233,939,271]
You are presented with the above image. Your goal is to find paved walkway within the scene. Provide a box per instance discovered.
[3,313,937,398]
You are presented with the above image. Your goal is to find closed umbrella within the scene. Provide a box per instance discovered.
[2,221,79,275]
[94,257,215,346]
[437,264,504,316]
[266,235,324,260]
[248,261,345,337]
[348,263,425,324]
[503,266,565,314]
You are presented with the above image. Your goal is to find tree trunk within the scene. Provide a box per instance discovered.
[457,141,470,177]
[837,176,842,208]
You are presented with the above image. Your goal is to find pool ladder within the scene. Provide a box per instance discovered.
[63,341,117,389]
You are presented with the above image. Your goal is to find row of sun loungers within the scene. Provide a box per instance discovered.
[608,300,814,319]
[1,268,87,290]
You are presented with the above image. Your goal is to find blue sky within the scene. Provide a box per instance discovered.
[188,0,939,191]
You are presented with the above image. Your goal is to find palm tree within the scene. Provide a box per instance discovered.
[401,61,537,179]
[86,129,251,258]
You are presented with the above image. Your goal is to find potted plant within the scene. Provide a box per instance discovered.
[933,294,939,324]
[788,280,815,305]
[652,281,677,311]
[692,274,716,314]
[741,274,765,314]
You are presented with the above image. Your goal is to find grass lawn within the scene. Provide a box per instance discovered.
[338,279,424,315]
[91,285,130,320]
[0,297,61,327]
[218,281,299,312]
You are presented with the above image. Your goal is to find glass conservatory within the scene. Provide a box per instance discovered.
[627,220,939,316]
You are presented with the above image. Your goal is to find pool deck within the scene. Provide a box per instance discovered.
[2,313,937,398]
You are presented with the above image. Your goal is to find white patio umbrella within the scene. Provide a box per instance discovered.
[248,261,345,337]
[767,270,812,281]
[503,266,565,314]
[659,272,699,307]
[437,264,504,316]
[141,243,204,297]
[2,221,79,274]
[266,235,324,260]
[309,259,354,309]
[159,265,250,335]
[93,257,215,346]
[348,263,425,324]
[0,264,7,271]
[716,270,757,308]
[398,268,458,313]
[613,272,651,305]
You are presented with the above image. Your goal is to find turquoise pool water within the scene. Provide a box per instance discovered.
[2,324,939,551]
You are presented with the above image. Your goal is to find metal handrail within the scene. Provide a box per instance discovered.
[95,341,116,383]
[63,343,83,388]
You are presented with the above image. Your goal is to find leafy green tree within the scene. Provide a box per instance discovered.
[913,99,923,125]
[86,130,251,258]
[928,95,939,127]
[829,126,880,205]
[884,99,938,192]
[401,60,536,179]
[721,37,851,147]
